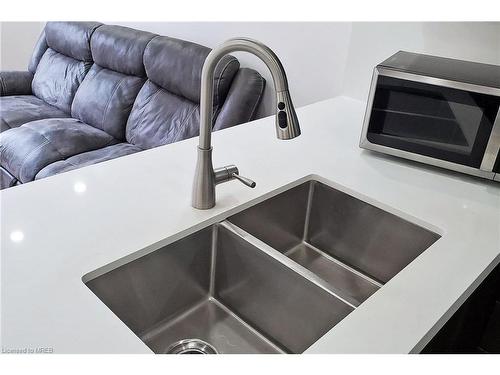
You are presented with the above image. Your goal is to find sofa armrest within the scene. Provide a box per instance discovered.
[0,71,34,96]
[213,68,266,131]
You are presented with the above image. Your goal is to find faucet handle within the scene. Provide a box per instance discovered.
[232,173,256,188]
[214,165,256,188]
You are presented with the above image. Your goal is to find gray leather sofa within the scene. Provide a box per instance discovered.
[0,22,265,188]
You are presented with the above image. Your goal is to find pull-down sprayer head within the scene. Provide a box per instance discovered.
[275,89,301,140]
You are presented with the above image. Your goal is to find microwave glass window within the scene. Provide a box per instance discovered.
[367,76,500,168]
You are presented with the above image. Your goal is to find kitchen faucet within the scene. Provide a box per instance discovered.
[192,38,301,209]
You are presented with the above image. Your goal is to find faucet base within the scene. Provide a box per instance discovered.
[192,147,216,210]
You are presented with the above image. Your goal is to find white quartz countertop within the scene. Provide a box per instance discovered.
[1,96,499,353]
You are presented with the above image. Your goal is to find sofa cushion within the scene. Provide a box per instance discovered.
[144,36,239,105]
[91,25,155,77]
[45,22,102,62]
[36,143,142,180]
[126,80,201,149]
[71,65,145,140]
[0,95,70,131]
[0,118,117,183]
[31,22,101,113]
[32,49,92,113]
[45,22,101,62]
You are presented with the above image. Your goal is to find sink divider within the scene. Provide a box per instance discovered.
[218,220,358,309]
[301,182,315,242]
[291,241,384,289]
[208,225,218,297]
[298,182,383,289]
[205,225,288,352]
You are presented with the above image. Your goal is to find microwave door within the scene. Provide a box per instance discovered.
[366,74,500,169]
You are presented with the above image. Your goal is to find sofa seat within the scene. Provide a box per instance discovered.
[36,143,142,179]
[0,118,117,183]
[0,95,70,131]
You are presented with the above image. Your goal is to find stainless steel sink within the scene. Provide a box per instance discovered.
[85,222,353,354]
[85,177,440,353]
[228,179,441,306]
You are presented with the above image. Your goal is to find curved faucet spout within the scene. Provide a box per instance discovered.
[192,38,301,210]
[199,38,300,149]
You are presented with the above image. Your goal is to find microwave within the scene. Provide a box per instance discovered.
[360,51,500,182]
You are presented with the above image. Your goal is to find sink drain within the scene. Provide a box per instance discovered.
[166,339,218,354]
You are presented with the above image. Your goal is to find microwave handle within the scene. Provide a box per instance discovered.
[480,110,500,172]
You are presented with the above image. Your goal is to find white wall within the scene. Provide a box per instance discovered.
[116,22,352,117]
[0,22,44,70]
[1,22,499,116]
[342,22,500,102]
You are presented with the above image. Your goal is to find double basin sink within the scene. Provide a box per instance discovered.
[84,177,440,354]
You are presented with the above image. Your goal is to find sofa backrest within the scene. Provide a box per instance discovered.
[31,22,102,113]
[125,36,240,150]
[71,25,155,141]
[27,22,265,149]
